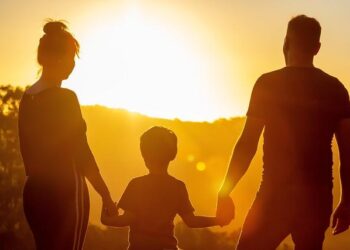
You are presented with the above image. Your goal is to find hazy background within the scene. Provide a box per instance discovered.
[1,0,349,120]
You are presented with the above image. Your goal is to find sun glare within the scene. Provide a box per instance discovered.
[187,154,195,162]
[196,162,206,172]
[68,5,233,121]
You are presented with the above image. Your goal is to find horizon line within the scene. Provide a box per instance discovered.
[81,104,246,123]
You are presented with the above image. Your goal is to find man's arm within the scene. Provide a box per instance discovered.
[219,117,264,197]
[216,117,264,223]
[333,118,350,235]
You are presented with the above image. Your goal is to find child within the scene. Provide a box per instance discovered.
[101,126,234,250]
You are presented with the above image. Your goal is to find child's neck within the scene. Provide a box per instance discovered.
[149,169,168,175]
[148,166,169,175]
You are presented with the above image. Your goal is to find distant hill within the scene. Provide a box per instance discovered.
[81,105,349,249]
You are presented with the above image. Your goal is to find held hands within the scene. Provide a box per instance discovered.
[332,202,350,235]
[216,195,235,227]
[101,198,118,226]
[102,196,118,217]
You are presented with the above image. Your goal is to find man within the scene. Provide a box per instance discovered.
[217,15,350,249]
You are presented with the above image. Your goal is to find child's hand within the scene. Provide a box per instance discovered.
[102,197,119,216]
[101,202,118,225]
[216,215,232,227]
[216,195,235,227]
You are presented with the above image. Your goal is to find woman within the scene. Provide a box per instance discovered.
[18,21,117,250]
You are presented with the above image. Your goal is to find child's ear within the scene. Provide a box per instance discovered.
[169,149,177,161]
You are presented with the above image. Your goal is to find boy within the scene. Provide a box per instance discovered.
[101,126,234,250]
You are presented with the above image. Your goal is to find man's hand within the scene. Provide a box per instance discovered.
[216,195,235,227]
[332,202,350,235]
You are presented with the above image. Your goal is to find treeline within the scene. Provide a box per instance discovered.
[0,85,32,249]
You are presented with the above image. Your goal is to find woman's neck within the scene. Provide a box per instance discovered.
[27,71,62,94]
[39,70,63,88]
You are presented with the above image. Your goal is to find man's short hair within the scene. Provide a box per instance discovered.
[140,126,177,164]
[287,15,321,53]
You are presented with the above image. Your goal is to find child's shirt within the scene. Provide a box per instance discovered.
[118,174,194,250]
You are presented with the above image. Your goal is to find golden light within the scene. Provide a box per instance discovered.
[196,161,206,172]
[67,4,238,121]
[187,154,195,162]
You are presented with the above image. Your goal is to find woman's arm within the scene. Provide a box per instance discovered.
[74,132,116,214]
[75,125,118,215]
[68,91,117,215]
[85,167,117,215]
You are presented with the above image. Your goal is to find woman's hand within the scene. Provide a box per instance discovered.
[102,196,118,217]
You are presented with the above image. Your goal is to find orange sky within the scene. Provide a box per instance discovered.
[1,0,349,121]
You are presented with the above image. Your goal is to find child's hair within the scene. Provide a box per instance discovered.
[140,126,177,166]
[37,20,80,67]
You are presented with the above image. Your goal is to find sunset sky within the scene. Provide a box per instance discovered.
[1,0,349,121]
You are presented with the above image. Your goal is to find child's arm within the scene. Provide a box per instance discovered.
[177,182,233,228]
[101,208,134,227]
[180,212,229,228]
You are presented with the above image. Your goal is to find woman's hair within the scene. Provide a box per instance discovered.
[140,126,178,164]
[37,20,80,67]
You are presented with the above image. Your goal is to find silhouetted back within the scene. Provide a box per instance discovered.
[118,174,194,250]
[19,87,98,179]
[247,66,350,188]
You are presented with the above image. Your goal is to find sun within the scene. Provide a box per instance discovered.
[68,5,232,121]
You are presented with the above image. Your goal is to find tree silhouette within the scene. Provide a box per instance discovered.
[0,85,34,249]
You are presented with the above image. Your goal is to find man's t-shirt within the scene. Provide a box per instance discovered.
[247,67,350,189]
[118,174,194,250]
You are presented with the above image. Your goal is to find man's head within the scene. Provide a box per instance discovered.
[284,15,321,62]
[140,126,177,171]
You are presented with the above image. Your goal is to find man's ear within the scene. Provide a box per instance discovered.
[283,37,289,53]
[313,42,321,56]
[283,37,289,64]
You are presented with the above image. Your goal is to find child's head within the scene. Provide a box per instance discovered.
[140,126,177,170]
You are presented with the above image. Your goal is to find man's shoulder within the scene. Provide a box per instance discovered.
[260,67,286,78]
[314,68,341,82]
[255,68,286,87]
[313,69,347,95]
[258,67,343,86]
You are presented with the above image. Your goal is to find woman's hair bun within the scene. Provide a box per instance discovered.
[38,19,80,66]
[43,21,67,35]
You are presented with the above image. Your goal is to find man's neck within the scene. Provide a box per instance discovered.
[286,53,315,68]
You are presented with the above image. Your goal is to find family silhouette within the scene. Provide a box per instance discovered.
[18,15,350,250]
